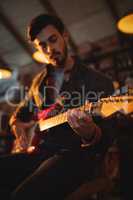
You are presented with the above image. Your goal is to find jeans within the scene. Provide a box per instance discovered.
[11,149,98,200]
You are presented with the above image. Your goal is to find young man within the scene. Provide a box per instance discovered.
[9,14,115,200]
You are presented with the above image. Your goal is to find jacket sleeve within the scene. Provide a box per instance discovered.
[9,86,36,127]
[90,72,117,153]
[9,67,47,127]
[86,67,114,98]
[83,66,116,153]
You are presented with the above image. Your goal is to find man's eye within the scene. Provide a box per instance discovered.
[49,36,57,43]
[40,42,47,49]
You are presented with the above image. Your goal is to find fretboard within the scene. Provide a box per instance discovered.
[39,95,133,131]
[39,102,93,131]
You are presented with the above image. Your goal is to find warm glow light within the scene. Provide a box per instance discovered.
[32,51,49,64]
[27,146,36,153]
[117,13,133,34]
[0,69,12,79]
[113,81,120,90]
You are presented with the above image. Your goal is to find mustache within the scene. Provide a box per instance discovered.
[50,51,60,59]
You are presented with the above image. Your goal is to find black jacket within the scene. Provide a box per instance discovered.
[10,58,115,153]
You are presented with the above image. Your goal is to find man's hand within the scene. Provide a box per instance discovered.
[12,120,35,153]
[67,109,101,144]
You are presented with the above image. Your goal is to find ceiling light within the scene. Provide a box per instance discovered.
[0,68,12,79]
[117,13,133,34]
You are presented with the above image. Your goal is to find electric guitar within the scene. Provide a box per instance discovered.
[12,95,133,153]
[39,95,133,132]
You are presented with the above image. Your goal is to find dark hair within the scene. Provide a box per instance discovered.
[27,14,65,42]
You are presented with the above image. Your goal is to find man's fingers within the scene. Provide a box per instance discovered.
[67,109,79,128]
[67,109,90,136]
[67,108,99,139]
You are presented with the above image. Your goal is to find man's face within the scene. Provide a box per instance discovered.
[33,25,68,68]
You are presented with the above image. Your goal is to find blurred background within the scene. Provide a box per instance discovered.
[0,0,133,154]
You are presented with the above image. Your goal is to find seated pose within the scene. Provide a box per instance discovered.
[9,14,117,200]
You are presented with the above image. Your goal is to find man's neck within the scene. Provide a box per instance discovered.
[63,55,74,74]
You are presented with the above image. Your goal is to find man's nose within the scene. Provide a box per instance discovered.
[47,44,54,54]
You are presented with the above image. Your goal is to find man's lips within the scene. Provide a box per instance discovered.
[50,56,60,63]
[50,53,60,60]
[51,56,58,59]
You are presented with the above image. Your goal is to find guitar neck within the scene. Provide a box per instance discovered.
[39,102,96,131]
[39,95,133,131]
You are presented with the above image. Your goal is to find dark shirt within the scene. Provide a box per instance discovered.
[10,57,115,153]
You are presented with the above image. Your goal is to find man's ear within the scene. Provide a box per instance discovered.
[62,31,69,43]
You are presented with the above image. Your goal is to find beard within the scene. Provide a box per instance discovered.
[50,43,68,68]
